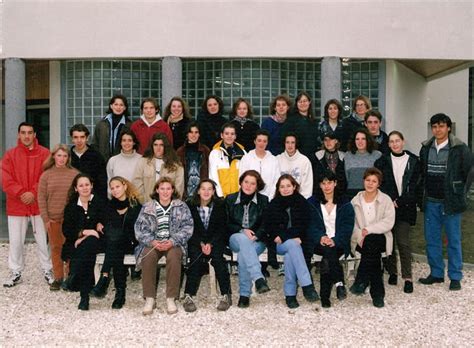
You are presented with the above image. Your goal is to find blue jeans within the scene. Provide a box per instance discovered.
[229,233,266,297]
[424,201,463,281]
[276,239,312,296]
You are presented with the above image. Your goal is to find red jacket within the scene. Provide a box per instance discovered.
[2,139,50,216]
[130,117,173,155]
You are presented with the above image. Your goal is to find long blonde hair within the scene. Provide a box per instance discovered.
[109,176,140,207]
[43,144,73,171]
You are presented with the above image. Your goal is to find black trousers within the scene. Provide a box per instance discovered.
[315,244,344,300]
[73,236,101,297]
[100,239,129,289]
[184,242,231,296]
[355,234,386,299]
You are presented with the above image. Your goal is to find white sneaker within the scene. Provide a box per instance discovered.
[166,297,178,315]
[142,297,156,316]
[44,270,54,285]
[3,271,22,287]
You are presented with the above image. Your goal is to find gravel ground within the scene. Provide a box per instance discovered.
[1,243,473,347]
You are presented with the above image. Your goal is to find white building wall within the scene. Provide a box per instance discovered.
[2,1,473,59]
[427,69,470,144]
[385,60,428,153]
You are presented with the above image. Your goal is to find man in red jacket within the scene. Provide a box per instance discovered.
[130,97,173,154]
[2,122,53,287]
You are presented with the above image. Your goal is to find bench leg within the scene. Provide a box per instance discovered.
[94,264,101,283]
[209,261,217,298]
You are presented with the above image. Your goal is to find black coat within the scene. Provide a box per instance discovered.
[264,193,310,242]
[283,112,321,158]
[187,198,227,247]
[103,201,142,253]
[61,195,105,260]
[230,119,260,151]
[196,111,227,149]
[375,151,421,225]
[340,114,365,152]
[310,150,347,196]
[419,134,472,214]
[225,191,269,243]
[70,146,108,200]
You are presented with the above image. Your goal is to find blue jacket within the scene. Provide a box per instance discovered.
[306,196,355,256]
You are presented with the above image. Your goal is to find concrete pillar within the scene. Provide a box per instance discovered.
[321,57,342,108]
[161,56,182,110]
[49,61,62,146]
[5,58,26,150]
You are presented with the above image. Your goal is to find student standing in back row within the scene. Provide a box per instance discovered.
[131,97,173,154]
[418,113,471,291]
[2,122,53,288]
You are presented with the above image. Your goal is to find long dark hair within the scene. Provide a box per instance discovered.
[144,133,181,171]
[106,94,129,116]
[67,173,94,204]
[348,128,377,154]
[190,179,218,207]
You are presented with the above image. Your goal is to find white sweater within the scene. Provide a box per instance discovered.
[239,149,280,200]
[107,150,142,183]
[276,150,313,198]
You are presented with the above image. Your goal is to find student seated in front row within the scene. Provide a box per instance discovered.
[134,177,193,316]
[265,174,319,309]
[307,170,355,308]
[226,170,270,308]
[182,179,232,312]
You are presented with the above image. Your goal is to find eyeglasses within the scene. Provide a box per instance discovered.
[297,99,310,104]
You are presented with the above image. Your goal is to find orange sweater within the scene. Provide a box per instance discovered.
[38,166,79,224]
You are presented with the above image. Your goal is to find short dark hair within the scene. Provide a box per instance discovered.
[119,129,139,151]
[254,129,270,141]
[348,128,377,154]
[239,170,265,192]
[150,176,178,201]
[283,132,299,149]
[274,174,300,198]
[69,124,90,137]
[294,91,315,120]
[107,94,129,116]
[18,122,35,133]
[430,113,452,128]
[365,110,383,122]
[363,167,383,183]
[315,170,342,204]
[221,122,237,134]
[323,99,343,122]
[186,121,201,134]
[140,97,160,113]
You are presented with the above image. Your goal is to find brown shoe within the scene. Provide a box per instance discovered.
[217,294,232,311]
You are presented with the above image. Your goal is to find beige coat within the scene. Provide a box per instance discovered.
[133,157,184,203]
[350,190,395,256]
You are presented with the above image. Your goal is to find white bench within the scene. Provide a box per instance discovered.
[95,251,361,297]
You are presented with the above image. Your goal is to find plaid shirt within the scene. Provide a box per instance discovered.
[197,202,214,230]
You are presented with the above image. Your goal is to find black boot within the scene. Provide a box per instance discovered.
[61,274,79,292]
[90,275,110,298]
[78,295,89,310]
[112,288,126,309]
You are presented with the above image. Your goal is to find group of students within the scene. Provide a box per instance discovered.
[2,92,471,315]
